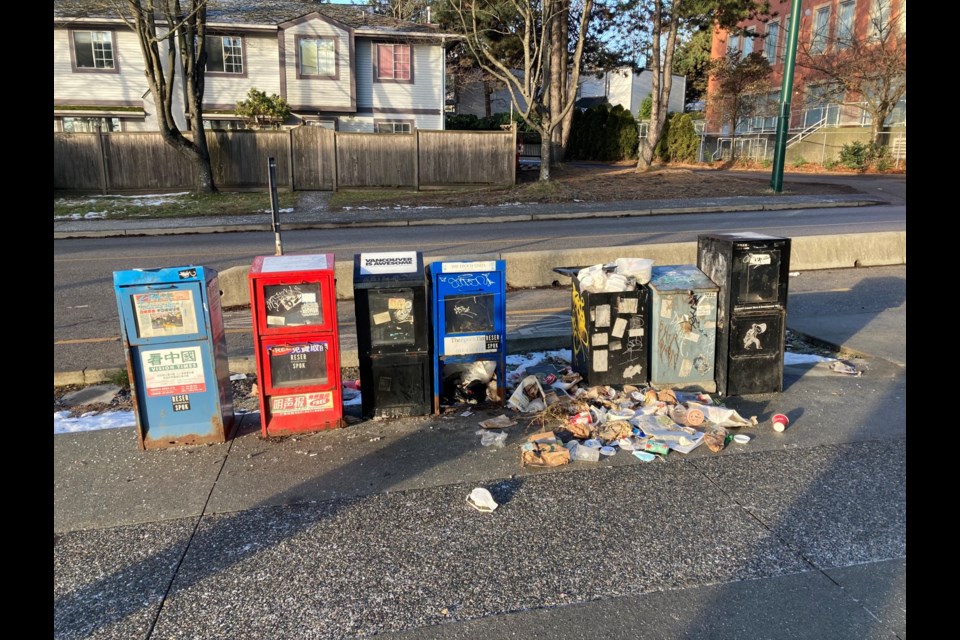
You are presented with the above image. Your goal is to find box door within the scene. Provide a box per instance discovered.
[731,248,782,306]
[254,277,334,335]
[260,338,337,395]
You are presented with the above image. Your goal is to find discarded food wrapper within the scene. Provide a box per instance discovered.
[599,446,617,457]
[598,420,632,444]
[633,451,656,462]
[229,373,247,381]
[508,375,548,412]
[521,442,571,467]
[703,427,728,453]
[829,361,862,376]
[460,410,474,417]
[686,402,757,428]
[478,415,517,430]
[477,429,508,448]
[467,487,499,513]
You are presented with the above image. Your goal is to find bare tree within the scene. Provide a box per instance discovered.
[449,0,594,180]
[795,0,906,148]
[708,50,772,137]
[609,0,769,171]
[107,0,217,192]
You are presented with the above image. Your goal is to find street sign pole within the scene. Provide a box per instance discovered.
[771,0,803,193]
[268,157,283,256]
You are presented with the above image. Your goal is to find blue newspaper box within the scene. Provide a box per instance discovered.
[429,260,507,414]
[113,265,235,450]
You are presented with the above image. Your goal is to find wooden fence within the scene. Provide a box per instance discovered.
[53,127,515,193]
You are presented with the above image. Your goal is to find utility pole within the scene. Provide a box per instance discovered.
[770,0,803,193]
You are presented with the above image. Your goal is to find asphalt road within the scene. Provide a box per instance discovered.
[54,203,905,373]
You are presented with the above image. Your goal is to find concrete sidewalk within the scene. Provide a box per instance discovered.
[53,191,885,239]
[54,266,906,640]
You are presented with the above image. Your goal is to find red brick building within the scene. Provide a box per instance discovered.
[705,0,906,143]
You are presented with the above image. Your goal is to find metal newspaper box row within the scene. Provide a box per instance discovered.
[112,238,790,450]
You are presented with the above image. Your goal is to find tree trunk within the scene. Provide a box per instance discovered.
[539,133,552,181]
[548,0,567,164]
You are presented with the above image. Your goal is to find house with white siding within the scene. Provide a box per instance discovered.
[53,0,458,133]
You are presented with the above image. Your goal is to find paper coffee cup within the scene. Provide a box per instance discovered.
[772,414,789,432]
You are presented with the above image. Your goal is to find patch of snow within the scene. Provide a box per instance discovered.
[506,349,572,372]
[92,192,189,200]
[497,202,524,207]
[54,410,136,434]
[84,211,107,219]
[783,351,837,365]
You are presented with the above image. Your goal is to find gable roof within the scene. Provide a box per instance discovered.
[54,0,450,36]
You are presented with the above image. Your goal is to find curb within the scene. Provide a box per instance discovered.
[52,199,884,240]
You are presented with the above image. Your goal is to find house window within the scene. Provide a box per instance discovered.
[202,119,248,130]
[73,31,115,70]
[376,44,411,81]
[780,15,791,62]
[811,6,830,54]
[726,31,740,55]
[299,37,336,77]
[206,36,243,74]
[742,27,755,56]
[61,117,121,133]
[764,21,779,60]
[374,121,412,134]
[837,1,856,46]
[869,0,892,40]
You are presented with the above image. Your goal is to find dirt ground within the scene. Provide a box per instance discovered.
[329,162,864,211]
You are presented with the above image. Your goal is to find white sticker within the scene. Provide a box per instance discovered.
[444,334,499,355]
[141,346,206,397]
[592,333,608,346]
[629,328,645,337]
[624,364,643,379]
[747,253,772,265]
[609,340,622,351]
[441,261,497,273]
[704,320,716,329]
[679,359,693,377]
[612,317,627,338]
[660,298,673,318]
[267,316,286,326]
[261,254,328,272]
[696,304,712,317]
[300,302,320,317]
[359,251,418,275]
[593,350,608,372]
[684,331,701,343]
[618,297,638,314]
[388,297,406,310]
[300,293,317,303]
[594,305,611,327]
[373,311,392,325]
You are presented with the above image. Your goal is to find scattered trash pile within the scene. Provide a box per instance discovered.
[490,352,759,468]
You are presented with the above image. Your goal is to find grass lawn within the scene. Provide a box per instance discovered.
[53,190,298,220]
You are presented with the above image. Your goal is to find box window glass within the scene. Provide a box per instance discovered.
[263,283,323,328]
[268,343,328,388]
[732,249,781,304]
[368,289,416,347]
[444,293,495,335]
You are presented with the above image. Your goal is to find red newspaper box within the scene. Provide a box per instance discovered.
[248,254,344,436]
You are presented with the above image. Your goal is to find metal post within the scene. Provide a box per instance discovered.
[770,0,803,193]
[268,157,283,256]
